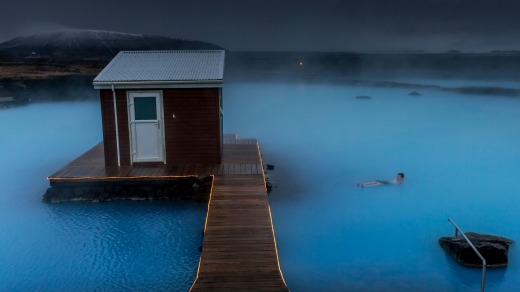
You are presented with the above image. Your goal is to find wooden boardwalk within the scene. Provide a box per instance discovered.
[48,135,288,291]
[190,142,288,291]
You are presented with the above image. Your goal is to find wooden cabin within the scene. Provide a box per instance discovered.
[93,50,225,166]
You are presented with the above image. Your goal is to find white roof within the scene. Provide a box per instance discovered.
[93,50,225,89]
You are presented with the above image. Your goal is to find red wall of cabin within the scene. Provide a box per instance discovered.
[99,88,221,166]
[163,88,221,164]
[100,89,131,166]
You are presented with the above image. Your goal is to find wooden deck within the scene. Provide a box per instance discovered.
[48,135,264,184]
[48,134,288,291]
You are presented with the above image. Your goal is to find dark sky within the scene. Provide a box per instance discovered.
[2,0,520,52]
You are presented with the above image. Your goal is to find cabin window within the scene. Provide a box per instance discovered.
[134,97,157,120]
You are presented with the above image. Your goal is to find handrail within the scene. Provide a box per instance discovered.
[448,218,486,292]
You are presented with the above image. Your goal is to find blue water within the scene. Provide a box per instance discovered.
[2,81,520,291]
[223,82,520,291]
[0,102,206,291]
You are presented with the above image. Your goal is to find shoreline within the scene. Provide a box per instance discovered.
[2,56,520,101]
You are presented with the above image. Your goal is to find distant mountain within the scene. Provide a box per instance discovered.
[0,29,223,61]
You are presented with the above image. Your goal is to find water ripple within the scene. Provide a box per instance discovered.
[2,199,206,291]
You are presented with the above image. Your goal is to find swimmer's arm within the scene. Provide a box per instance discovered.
[358,181,384,187]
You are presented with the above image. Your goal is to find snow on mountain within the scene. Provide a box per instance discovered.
[0,29,223,61]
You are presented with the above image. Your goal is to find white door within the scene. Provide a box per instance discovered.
[128,92,165,163]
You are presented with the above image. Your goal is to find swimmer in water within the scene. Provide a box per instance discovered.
[357,172,405,187]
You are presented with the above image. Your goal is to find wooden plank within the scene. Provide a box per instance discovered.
[138,167,151,177]
[170,165,181,176]
[155,165,170,176]
[128,167,143,176]
[165,165,178,176]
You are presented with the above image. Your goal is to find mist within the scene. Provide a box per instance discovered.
[4,51,520,105]
[222,81,520,290]
[2,54,520,290]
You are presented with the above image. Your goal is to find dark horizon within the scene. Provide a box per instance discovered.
[2,0,520,53]
[2,27,520,55]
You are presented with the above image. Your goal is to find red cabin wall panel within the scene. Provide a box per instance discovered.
[162,88,221,164]
[99,89,131,166]
[99,87,222,166]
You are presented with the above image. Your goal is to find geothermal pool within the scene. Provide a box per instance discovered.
[0,103,206,291]
[1,80,519,291]
[224,81,520,291]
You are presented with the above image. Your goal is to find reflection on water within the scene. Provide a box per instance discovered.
[223,81,520,291]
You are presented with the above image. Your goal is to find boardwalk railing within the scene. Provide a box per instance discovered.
[448,217,486,292]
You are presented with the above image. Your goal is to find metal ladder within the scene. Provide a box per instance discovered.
[448,218,487,292]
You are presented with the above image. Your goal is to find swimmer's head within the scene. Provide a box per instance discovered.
[397,173,405,181]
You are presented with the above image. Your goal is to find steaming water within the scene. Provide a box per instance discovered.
[223,81,520,291]
[0,102,206,291]
[1,80,519,291]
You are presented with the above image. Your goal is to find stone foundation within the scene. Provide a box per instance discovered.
[43,176,213,203]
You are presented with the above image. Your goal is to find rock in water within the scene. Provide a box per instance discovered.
[439,232,514,267]
[409,91,421,96]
